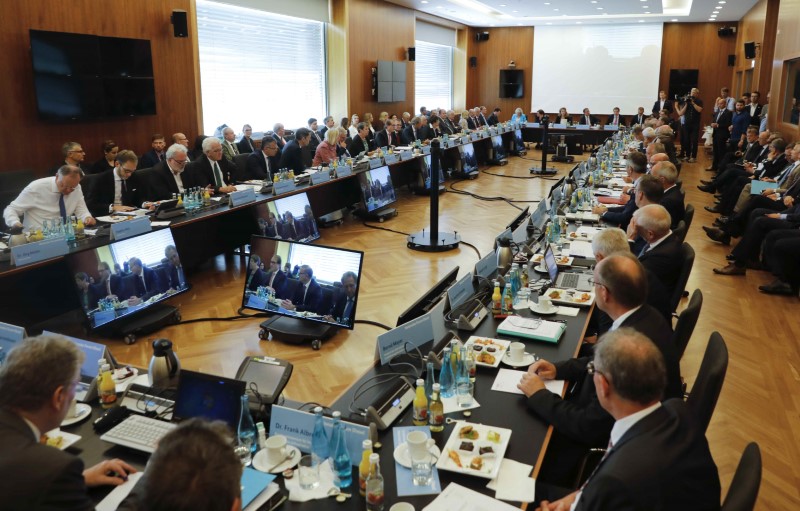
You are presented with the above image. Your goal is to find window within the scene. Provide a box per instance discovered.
[110,230,176,268]
[288,244,361,286]
[196,0,326,136]
[782,58,800,125]
[414,40,453,113]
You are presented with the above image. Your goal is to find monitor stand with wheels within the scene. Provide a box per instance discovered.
[258,315,337,350]
[353,206,398,222]
[95,303,182,345]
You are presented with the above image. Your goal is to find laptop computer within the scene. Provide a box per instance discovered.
[42,330,116,403]
[543,244,593,292]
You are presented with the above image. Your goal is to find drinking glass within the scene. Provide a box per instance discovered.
[298,455,321,490]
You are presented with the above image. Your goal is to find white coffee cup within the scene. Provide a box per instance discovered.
[406,431,436,461]
[390,503,415,511]
[264,435,288,464]
[510,342,526,363]
[538,295,554,311]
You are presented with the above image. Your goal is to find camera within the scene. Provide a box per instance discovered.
[676,94,692,103]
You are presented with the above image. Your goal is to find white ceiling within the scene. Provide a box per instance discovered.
[386,0,758,27]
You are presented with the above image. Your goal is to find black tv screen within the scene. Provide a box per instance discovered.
[358,165,397,213]
[499,69,524,99]
[254,192,321,243]
[29,30,156,120]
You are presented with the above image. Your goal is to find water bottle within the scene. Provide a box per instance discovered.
[439,347,455,398]
[311,406,330,463]
[425,361,435,401]
[237,394,257,465]
[331,411,352,488]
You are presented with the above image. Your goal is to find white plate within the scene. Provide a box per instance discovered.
[44,429,81,450]
[544,288,595,307]
[529,303,558,315]
[436,421,511,480]
[467,336,511,368]
[252,445,300,474]
[393,442,442,469]
[61,404,92,427]
[502,351,537,368]
[533,264,548,273]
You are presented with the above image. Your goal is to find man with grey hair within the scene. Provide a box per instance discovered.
[0,335,135,509]
[536,328,720,511]
[631,204,682,298]
[51,141,88,174]
[401,116,422,145]
[4,165,95,231]
[318,116,335,139]
[220,127,239,161]
[272,123,287,150]
[325,271,358,326]
[651,161,685,227]
[188,137,237,195]
[145,143,201,201]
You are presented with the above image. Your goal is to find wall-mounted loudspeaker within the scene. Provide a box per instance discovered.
[727,54,736,67]
[744,42,757,59]
[171,10,188,38]
[408,47,415,61]
[475,32,490,42]
[717,27,736,37]
[469,56,477,68]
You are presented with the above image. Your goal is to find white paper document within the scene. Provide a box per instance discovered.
[442,395,481,414]
[95,472,144,511]
[423,482,521,511]
[486,458,536,502]
[568,240,595,258]
[491,368,565,396]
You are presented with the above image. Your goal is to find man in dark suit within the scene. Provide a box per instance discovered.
[271,123,288,152]
[318,116,335,139]
[631,107,647,126]
[50,141,90,175]
[478,106,490,126]
[605,107,625,127]
[486,107,501,126]
[220,127,240,162]
[579,108,600,126]
[651,162,685,228]
[306,118,324,154]
[374,120,401,149]
[535,329,720,511]
[441,110,459,135]
[325,271,358,327]
[0,335,135,510]
[129,257,161,302]
[138,134,167,169]
[279,211,307,240]
[651,90,674,116]
[95,261,127,299]
[262,254,288,298]
[245,255,268,291]
[592,152,648,231]
[188,138,238,195]
[281,264,323,313]
[278,128,311,175]
[258,212,281,238]
[301,205,320,240]
[236,124,256,154]
[419,115,442,141]
[632,205,683,299]
[245,137,279,181]
[84,150,144,217]
[699,126,765,194]
[163,245,188,292]
[401,117,422,145]
[75,272,102,311]
[519,253,681,488]
[348,122,374,157]
[748,91,763,119]
[145,144,202,202]
[709,98,734,171]
[466,108,480,130]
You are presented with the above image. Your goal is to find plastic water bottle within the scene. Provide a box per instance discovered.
[330,411,352,488]
[311,406,330,463]
[439,347,455,398]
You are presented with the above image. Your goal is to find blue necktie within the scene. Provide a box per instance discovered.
[58,194,67,221]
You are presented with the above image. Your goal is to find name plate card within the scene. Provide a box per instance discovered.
[376,312,433,365]
[369,157,384,169]
[336,165,352,177]
[489,127,498,136]
[11,236,69,267]
[603,125,620,131]
[384,153,400,165]
[229,187,257,207]
[460,136,470,145]
[399,150,414,161]
[0,321,26,355]
[552,123,566,129]
[442,138,451,148]
[110,215,151,241]
[575,124,590,130]
[272,179,296,195]
[470,133,480,142]
[309,170,331,185]
[422,145,431,155]
[269,405,370,466]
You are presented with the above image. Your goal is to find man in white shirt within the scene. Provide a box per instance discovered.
[4,165,96,231]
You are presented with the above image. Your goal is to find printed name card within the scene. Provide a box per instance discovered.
[489,127,498,136]
[110,215,151,241]
[575,124,590,130]
[603,125,619,131]
[470,133,480,142]
[552,123,566,129]
[442,138,451,148]
[269,405,370,466]
[229,187,257,207]
[336,165,353,177]
[376,312,433,365]
[310,170,331,186]
[383,153,400,165]
[399,150,414,161]
[460,136,470,145]
[11,236,69,266]
[272,179,295,196]
[0,321,26,355]
[369,157,384,169]
[422,145,431,155]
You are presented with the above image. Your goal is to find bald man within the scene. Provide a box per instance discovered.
[630,204,682,299]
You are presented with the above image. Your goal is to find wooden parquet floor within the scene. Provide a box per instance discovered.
[87,145,798,510]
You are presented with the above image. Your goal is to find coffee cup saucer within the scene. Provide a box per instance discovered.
[530,302,558,315]
[61,404,92,427]
[393,442,441,469]
[253,444,300,473]
[502,351,536,368]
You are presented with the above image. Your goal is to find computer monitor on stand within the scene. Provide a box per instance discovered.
[489,135,508,166]
[412,154,446,196]
[455,142,480,179]
[354,165,398,221]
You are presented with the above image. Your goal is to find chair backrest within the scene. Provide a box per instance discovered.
[232,153,249,181]
[721,442,762,511]
[669,242,694,312]
[686,331,728,433]
[673,220,688,243]
[684,203,695,231]
[672,289,703,360]
[133,167,155,201]
[0,170,38,229]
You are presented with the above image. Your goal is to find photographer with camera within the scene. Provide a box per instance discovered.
[676,88,703,163]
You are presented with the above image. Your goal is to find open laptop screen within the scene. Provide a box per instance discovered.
[172,370,246,428]
[543,245,560,283]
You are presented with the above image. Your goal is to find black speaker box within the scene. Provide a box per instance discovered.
[744,42,757,59]
[469,56,477,68]
[475,32,489,42]
[408,47,415,61]
[171,10,188,38]
[727,54,736,67]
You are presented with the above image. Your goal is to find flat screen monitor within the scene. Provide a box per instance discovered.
[447,272,475,310]
[491,135,507,160]
[357,165,397,212]
[421,154,445,189]
[254,192,320,242]
[65,229,190,330]
[396,266,459,326]
[172,370,246,429]
[459,143,478,174]
[514,129,525,152]
[499,70,524,99]
[242,236,364,329]
[512,218,531,244]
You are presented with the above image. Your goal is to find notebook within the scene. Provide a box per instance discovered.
[543,245,593,292]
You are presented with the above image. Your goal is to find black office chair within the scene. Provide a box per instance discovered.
[672,289,703,360]
[232,153,250,181]
[669,242,695,312]
[721,442,762,511]
[673,220,688,243]
[0,169,37,230]
[683,203,695,231]
[133,167,155,200]
[685,332,728,433]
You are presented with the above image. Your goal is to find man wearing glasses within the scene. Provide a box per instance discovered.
[84,150,144,217]
[145,144,201,202]
[515,253,680,489]
[281,264,322,314]
[50,141,88,174]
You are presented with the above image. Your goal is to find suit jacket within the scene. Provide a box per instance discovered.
[576,400,720,511]
[441,118,459,135]
[138,149,165,169]
[487,113,499,126]
[401,125,418,145]
[280,220,306,241]
[0,409,94,511]
[145,160,202,202]
[748,103,763,119]
[601,194,637,230]
[290,279,323,313]
[605,114,625,126]
[246,268,267,291]
[221,140,240,161]
[278,140,306,175]
[419,125,441,141]
[132,267,161,300]
[187,155,238,194]
[236,137,255,154]
[94,274,128,299]
[89,158,114,175]
[651,99,674,116]
[631,113,647,126]
[263,269,288,298]
[478,113,489,126]
[83,170,144,217]
[271,133,286,151]
[712,109,733,140]
[308,130,324,154]
[245,150,278,181]
[302,214,320,239]
[78,286,102,311]
[374,130,400,149]
[467,117,479,130]
[328,292,356,326]
[660,186,685,228]
[757,153,788,180]
[639,232,683,302]
[579,114,600,126]
[165,264,188,291]
[348,135,372,157]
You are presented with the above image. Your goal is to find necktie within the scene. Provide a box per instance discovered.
[230,142,238,155]
[58,194,67,221]
[581,440,614,490]
[639,244,650,257]
[302,283,308,304]
[141,274,147,293]
[177,266,185,287]
[213,162,224,187]
[106,279,111,296]
[342,298,353,322]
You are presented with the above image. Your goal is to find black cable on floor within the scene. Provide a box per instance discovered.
[362,221,411,236]
[354,319,392,330]
[448,180,523,210]
[480,169,539,179]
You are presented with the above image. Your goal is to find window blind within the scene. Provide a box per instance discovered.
[414,40,453,112]
[110,230,176,268]
[288,244,362,286]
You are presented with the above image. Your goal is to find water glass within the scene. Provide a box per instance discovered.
[411,452,434,486]
[298,455,321,490]
[457,381,474,408]
[234,442,253,466]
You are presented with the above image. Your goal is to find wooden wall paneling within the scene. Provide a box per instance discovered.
[733,0,767,95]
[464,27,534,120]
[452,26,468,111]
[0,0,200,175]
[327,0,350,122]
[769,0,800,141]
[659,23,738,122]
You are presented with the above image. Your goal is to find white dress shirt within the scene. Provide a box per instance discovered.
[610,305,642,331]
[3,177,91,231]
[113,171,124,206]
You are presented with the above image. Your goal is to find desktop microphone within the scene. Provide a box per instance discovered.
[425,351,442,370]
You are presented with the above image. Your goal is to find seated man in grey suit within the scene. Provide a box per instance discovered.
[0,334,135,509]
[536,329,720,510]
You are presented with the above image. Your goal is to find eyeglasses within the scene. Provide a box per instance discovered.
[69,149,85,154]
[120,167,136,174]
[586,361,606,378]
[587,278,606,289]
[171,159,188,165]
[298,271,309,276]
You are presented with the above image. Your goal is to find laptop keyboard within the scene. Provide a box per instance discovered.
[560,273,580,289]
[100,414,176,453]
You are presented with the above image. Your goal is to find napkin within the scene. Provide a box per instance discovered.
[285,459,338,502]
[486,458,536,502]
[556,306,580,316]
